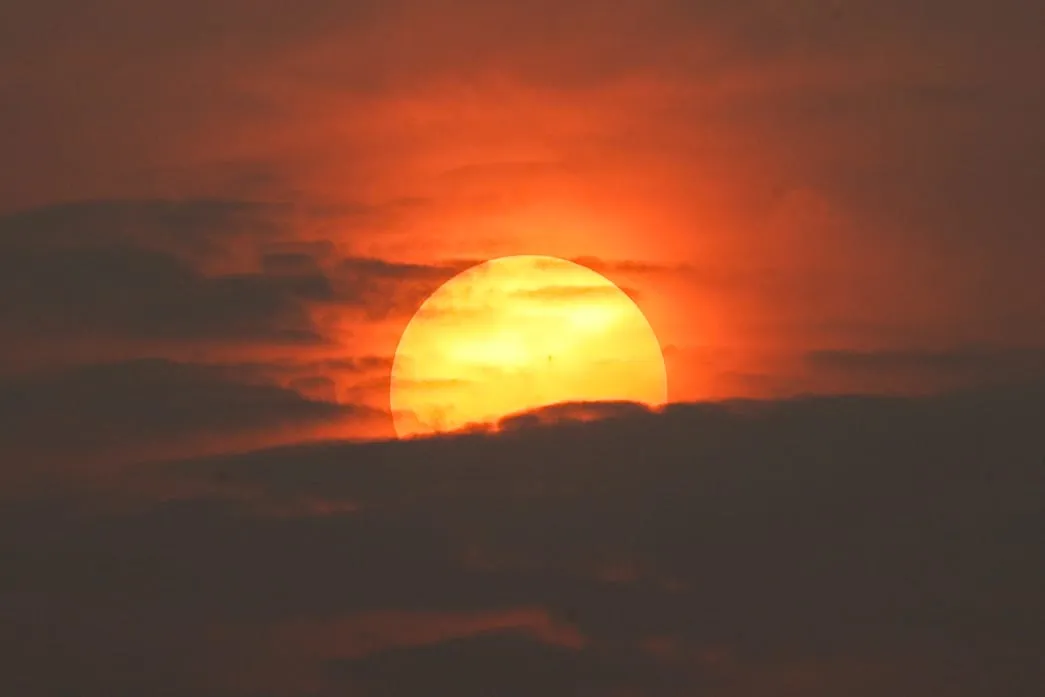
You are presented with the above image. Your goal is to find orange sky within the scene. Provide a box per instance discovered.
[2,0,1044,449]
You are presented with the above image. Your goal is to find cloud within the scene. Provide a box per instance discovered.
[260,248,334,277]
[0,242,331,344]
[4,381,1045,693]
[0,200,337,347]
[0,201,484,354]
[0,359,368,473]
[807,347,1045,391]
[288,375,338,401]
[0,199,292,264]
[570,257,692,276]
[497,400,654,431]
[327,631,668,697]
[332,257,472,319]
[169,384,1045,642]
[511,284,642,302]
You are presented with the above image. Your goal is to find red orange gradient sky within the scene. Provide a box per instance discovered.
[2,0,1044,449]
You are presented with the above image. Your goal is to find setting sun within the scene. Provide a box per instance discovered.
[389,255,667,437]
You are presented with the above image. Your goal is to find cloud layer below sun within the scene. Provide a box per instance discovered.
[5,386,1045,695]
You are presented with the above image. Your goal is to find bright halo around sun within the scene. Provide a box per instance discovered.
[390,255,667,438]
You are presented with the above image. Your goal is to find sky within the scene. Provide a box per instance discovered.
[1,1,1044,695]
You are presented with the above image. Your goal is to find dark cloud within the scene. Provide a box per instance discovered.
[0,242,330,343]
[261,251,325,276]
[0,200,338,348]
[0,199,291,263]
[173,384,1045,639]
[1,201,598,351]
[0,359,360,467]
[497,400,652,431]
[170,357,393,390]
[0,201,486,349]
[4,382,1044,693]
[807,347,1045,390]
[338,257,467,281]
[570,256,692,276]
[328,631,671,697]
[114,386,1045,689]
[333,257,472,319]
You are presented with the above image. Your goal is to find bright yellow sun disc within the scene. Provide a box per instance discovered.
[390,255,667,438]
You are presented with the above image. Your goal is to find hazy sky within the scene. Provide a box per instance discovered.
[1,2,1043,695]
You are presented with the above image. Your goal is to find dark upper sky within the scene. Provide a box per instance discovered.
[1,1,1043,695]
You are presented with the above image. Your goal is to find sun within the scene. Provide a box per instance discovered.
[389,255,667,438]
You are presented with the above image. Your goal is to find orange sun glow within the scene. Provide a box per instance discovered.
[389,255,667,438]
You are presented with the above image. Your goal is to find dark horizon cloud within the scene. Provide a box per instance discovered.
[327,631,672,697]
[0,358,370,478]
[3,382,1043,695]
